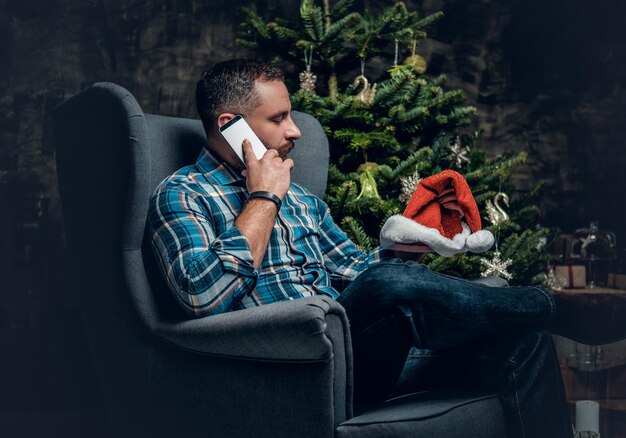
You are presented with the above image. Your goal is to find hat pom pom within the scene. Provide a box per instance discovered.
[466,229,495,253]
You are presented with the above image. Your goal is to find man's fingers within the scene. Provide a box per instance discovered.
[283,158,295,171]
[242,139,255,166]
[262,148,279,159]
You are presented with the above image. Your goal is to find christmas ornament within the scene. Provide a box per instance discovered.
[544,268,567,291]
[485,192,510,225]
[480,251,513,280]
[403,38,428,74]
[353,58,377,104]
[299,68,317,93]
[355,168,381,202]
[380,170,494,256]
[447,136,470,168]
[353,75,377,104]
[299,47,317,93]
[403,55,427,74]
[399,171,422,203]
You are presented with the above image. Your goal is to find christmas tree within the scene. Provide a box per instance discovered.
[237,0,552,285]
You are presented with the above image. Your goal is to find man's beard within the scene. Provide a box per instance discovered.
[260,136,295,160]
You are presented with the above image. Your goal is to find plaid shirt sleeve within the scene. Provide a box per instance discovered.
[316,198,392,282]
[148,185,257,317]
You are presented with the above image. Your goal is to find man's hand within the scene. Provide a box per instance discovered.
[438,187,464,216]
[241,139,293,199]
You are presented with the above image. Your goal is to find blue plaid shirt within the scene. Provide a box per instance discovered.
[148,148,389,317]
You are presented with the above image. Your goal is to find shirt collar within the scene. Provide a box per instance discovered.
[195,148,245,186]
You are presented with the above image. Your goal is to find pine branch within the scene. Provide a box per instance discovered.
[327,163,347,184]
[300,1,325,42]
[322,13,362,45]
[330,0,354,18]
[390,147,432,179]
[239,7,272,40]
[327,181,357,218]
[465,152,527,184]
[341,216,376,251]
[413,11,445,31]
[268,22,301,42]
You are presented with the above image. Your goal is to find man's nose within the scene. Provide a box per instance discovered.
[286,117,302,140]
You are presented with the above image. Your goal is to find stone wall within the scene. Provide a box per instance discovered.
[1,0,625,412]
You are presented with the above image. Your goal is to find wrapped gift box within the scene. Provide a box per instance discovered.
[608,273,626,290]
[551,233,576,260]
[554,264,587,288]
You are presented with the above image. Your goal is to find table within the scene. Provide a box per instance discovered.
[554,288,626,436]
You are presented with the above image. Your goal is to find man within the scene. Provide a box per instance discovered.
[148,59,625,437]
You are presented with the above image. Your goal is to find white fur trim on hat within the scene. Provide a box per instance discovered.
[466,229,495,254]
[379,214,494,257]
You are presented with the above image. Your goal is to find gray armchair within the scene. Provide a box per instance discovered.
[53,82,506,437]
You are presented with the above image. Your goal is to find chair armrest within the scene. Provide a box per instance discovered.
[153,295,349,362]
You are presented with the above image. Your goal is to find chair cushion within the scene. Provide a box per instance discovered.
[336,391,506,438]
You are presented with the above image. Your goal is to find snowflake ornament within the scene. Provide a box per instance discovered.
[399,171,422,203]
[447,137,470,168]
[480,251,513,280]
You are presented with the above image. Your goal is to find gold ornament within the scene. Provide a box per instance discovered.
[352,75,377,105]
[404,38,428,74]
[485,192,510,225]
[403,54,427,74]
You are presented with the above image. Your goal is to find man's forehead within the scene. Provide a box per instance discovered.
[254,80,290,110]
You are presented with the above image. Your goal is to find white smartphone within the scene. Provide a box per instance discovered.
[219,115,267,163]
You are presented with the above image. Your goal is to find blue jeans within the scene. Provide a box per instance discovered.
[336,260,571,438]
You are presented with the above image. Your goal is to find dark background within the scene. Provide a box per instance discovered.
[1,0,625,435]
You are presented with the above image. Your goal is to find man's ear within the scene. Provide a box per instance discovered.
[217,113,237,129]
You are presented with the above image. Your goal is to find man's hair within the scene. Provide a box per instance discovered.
[196,59,284,135]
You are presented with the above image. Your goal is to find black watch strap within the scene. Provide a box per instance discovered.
[248,191,282,210]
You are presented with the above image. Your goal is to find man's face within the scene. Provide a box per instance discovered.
[244,80,301,159]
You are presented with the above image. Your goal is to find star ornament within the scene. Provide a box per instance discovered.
[480,251,513,280]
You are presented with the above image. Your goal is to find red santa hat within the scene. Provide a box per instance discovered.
[380,170,494,257]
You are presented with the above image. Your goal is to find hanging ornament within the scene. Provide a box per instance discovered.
[299,47,317,93]
[447,136,470,168]
[480,251,513,280]
[485,192,510,225]
[356,170,381,201]
[399,171,422,203]
[403,38,428,74]
[544,267,567,291]
[353,58,377,105]
[356,163,381,202]
[353,76,377,104]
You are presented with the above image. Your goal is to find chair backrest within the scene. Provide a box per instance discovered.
[53,82,330,433]
[54,81,329,319]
